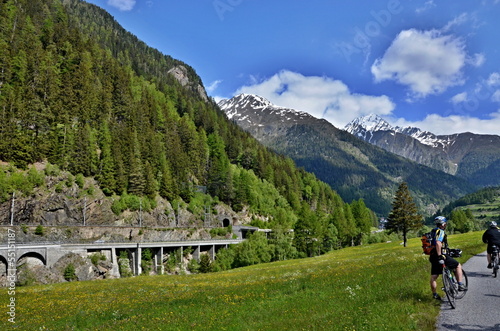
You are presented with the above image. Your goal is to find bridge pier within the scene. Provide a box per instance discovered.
[193,245,200,261]
[155,247,164,275]
[110,247,120,278]
[132,245,142,276]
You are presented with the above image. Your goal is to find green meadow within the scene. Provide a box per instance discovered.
[1,232,485,330]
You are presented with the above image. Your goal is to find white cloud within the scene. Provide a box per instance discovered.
[235,70,395,128]
[416,1,435,14]
[396,112,500,135]
[468,53,485,67]
[206,80,222,93]
[450,92,468,104]
[487,72,500,86]
[491,90,500,103]
[371,29,467,99]
[472,72,500,103]
[442,13,470,32]
[107,0,136,11]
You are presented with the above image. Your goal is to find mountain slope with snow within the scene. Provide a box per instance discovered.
[219,94,475,216]
[344,114,500,183]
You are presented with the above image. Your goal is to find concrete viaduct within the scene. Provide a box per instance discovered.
[0,239,245,277]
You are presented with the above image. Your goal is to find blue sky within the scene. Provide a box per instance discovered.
[85,0,500,135]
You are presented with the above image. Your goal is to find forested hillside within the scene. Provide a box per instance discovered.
[432,186,500,231]
[0,0,377,256]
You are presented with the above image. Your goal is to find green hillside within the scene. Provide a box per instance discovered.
[435,186,500,230]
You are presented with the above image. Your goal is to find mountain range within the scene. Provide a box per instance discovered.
[219,94,478,216]
[345,114,500,186]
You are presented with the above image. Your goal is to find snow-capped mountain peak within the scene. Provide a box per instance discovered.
[218,94,313,126]
[344,114,393,133]
[345,114,449,148]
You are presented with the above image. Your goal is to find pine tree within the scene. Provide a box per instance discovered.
[386,182,423,247]
[351,199,373,245]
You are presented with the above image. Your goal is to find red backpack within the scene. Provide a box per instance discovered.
[421,230,436,255]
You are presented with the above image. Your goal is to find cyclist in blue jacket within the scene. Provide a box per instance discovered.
[429,216,466,300]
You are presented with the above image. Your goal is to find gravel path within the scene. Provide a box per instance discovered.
[436,251,500,331]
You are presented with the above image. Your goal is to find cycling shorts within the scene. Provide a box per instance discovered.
[429,254,459,275]
[487,244,500,254]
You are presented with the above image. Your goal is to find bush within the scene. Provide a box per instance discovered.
[187,259,200,273]
[27,167,44,187]
[66,175,74,187]
[64,264,77,281]
[90,253,106,266]
[211,247,235,272]
[199,254,212,273]
[111,194,156,215]
[44,163,60,176]
[55,182,63,193]
[35,225,45,236]
[118,251,132,278]
[75,174,85,188]
[210,227,229,237]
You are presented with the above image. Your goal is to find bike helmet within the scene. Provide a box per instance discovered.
[435,216,447,225]
[491,221,498,228]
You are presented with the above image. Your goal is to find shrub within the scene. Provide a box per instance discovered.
[66,175,74,187]
[35,225,45,236]
[55,182,63,193]
[187,259,200,273]
[64,264,77,281]
[118,251,132,278]
[210,227,229,237]
[44,163,60,176]
[90,253,106,266]
[199,254,212,273]
[75,174,85,188]
[211,247,235,272]
[27,166,44,187]
[141,248,153,261]
[183,246,193,258]
[111,194,156,215]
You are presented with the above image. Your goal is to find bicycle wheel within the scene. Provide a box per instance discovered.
[493,253,499,278]
[455,269,468,300]
[442,268,456,309]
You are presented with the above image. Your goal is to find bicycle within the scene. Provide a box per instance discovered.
[491,244,499,278]
[441,249,468,309]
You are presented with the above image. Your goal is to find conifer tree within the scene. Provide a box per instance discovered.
[96,122,116,195]
[351,199,373,245]
[386,182,423,247]
[127,131,145,196]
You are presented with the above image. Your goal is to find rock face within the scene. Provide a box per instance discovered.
[0,162,245,230]
[167,65,208,102]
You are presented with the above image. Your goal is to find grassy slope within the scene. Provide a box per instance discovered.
[464,196,500,223]
[2,232,485,330]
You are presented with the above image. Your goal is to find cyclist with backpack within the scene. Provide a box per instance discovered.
[482,221,500,269]
[429,216,466,300]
